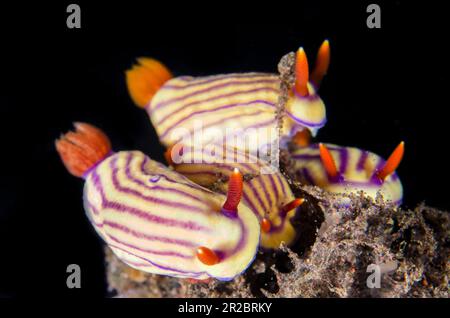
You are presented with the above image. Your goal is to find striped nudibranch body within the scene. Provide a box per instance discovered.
[84,151,260,280]
[146,72,326,150]
[56,123,260,281]
[170,145,301,249]
[291,143,403,206]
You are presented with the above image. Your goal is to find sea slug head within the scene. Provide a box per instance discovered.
[286,41,330,138]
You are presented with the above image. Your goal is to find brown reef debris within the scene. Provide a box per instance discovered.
[105,186,449,298]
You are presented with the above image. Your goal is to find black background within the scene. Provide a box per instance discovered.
[0,1,448,298]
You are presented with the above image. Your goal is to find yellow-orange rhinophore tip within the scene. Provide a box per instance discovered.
[125,58,172,108]
[261,218,271,233]
[196,247,219,266]
[319,143,339,179]
[294,47,309,97]
[311,39,330,87]
[282,198,305,214]
[376,141,405,181]
[293,129,311,147]
[222,168,243,213]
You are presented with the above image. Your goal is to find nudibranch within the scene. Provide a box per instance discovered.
[125,41,330,150]
[290,142,404,206]
[55,123,260,280]
[166,144,305,249]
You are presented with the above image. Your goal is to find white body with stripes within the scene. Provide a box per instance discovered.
[83,151,260,280]
[146,73,326,154]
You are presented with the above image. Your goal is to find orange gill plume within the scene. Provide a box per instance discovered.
[55,122,111,178]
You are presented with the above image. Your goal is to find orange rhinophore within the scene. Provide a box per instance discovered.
[294,47,310,97]
[55,122,111,178]
[196,247,220,266]
[261,218,271,233]
[319,143,339,179]
[376,142,405,181]
[281,198,305,214]
[222,168,243,213]
[311,39,330,87]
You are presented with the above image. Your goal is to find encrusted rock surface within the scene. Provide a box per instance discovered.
[105,186,449,298]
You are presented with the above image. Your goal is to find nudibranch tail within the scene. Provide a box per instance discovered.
[222,168,243,214]
[55,122,111,178]
[319,143,340,180]
[126,57,173,108]
[294,47,310,97]
[311,39,330,88]
[375,141,405,181]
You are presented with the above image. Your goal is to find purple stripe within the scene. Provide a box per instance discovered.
[160,99,275,139]
[139,156,214,195]
[357,151,369,171]
[91,170,211,232]
[161,73,275,90]
[301,168,316,185]
[102,220,197,248]
[245,180,268,216]
[107,234,192,259]
[292,154,321,160]
[85,201,99,215]
[154,85,279,125]
[109,244,204,277]
[149,79,279,114]
[242,190,261,218]
[286,110,327,128]
[276,174,287,197]
[182,109,267,138]
[268,174,280,203]
[338,148,349,173]
[123,154,208,206]
[110,156,207,214]
[258,176,273,210]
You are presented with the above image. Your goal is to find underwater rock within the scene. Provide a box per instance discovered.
[105,186,449,298]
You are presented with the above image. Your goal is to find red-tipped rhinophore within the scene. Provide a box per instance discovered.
[311,40,330,87]
[376,141,405,181]
[281,198,305,214]
[294,48,309,97]
[222,168,243,213]
[319,143,339,179]
[196,246,219,266]
[261,218,271,233]
[55,123,111,178]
